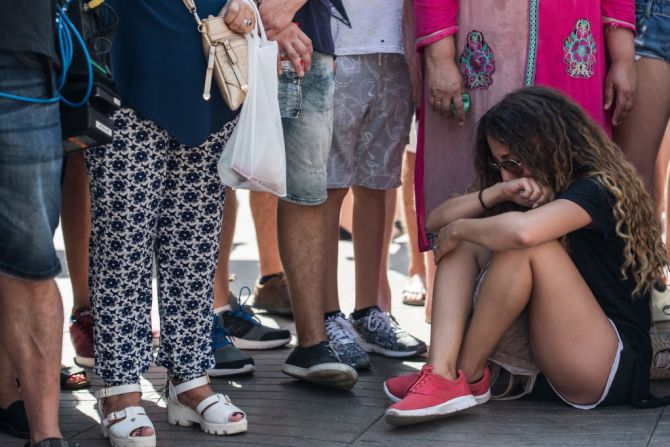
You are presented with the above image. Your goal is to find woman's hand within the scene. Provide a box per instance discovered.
[604,59,636,126]
[221,0,256,34]
[500,177,553,209]
[424,37,465,124]
[433,222,461,264]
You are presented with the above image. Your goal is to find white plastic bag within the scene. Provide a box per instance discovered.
[218,0,286,196]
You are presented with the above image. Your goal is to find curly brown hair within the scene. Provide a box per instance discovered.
[474,86,666,296]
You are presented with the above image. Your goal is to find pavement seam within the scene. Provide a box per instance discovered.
[645,406,665,447]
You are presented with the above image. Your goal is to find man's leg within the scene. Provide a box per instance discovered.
[0,276,63,443]
[213,187,237,309]
[249,191,292,316]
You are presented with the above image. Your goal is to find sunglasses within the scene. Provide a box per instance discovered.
[489,159,525,176]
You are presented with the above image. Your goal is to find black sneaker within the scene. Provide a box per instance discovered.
[208,314,255,377]
[281,341,358,390]
[220,294,292,350]
[0,400,29,439]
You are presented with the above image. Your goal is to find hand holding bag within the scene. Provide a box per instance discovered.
[183,0,248,110]
[217,0,286,196]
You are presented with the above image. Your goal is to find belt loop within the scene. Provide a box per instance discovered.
[645,0,654,20]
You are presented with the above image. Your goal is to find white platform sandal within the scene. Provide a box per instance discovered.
[167,376,247,435]
[96,384,156,447]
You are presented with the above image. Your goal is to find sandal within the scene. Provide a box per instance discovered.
[401,274,427,306]
[167,376,247,436]
[61,366,91,390]
[96,384,156,447]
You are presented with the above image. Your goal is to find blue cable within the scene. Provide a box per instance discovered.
[0,0,94,106]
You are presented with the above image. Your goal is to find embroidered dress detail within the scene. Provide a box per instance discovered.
[563,19,597,79]
[459,30,496,90]
[524,0,540,86]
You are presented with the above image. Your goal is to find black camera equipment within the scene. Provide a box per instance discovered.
[59,0,121,154]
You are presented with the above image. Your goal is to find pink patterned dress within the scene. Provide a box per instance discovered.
[407,0,635,250]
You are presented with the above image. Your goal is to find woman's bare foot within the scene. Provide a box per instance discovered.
[102,392,154,437]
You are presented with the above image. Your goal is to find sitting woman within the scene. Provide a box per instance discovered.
[383,86,667,426]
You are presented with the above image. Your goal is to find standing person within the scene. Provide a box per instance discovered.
[407,0,637,252]
[614,0,670,315]
[257,0,358,389]
[322,0,426,371]
[0,2,70,445]
[384,87,668,425]
[87,1,255,444]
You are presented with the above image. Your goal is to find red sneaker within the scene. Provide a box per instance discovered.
[384,366,491,404]
[69,308,94,368]
[384,365,478,426]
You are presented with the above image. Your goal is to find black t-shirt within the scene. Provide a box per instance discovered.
[0,0,56,59]
[559,178,652,403]
[294,0,334,55]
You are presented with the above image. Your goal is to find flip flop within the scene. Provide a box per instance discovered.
[60,366,91,390]
[402,274,427,306]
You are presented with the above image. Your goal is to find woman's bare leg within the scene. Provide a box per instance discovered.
[401,151,427,305]
[324,188,348,313]
[458,241,618,405]
[428,241,489,379]
[377,188,396,312]
[614,57,670,192]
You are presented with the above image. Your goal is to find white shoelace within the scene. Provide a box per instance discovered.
[365,309,406,337]
[326,314,359,345]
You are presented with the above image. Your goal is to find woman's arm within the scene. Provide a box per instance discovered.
[427,178,553,232]
[413,0,458,51]
[433,199,592,261]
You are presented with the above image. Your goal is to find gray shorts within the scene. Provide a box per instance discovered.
[282,52,335,205]
[327,53,413,190]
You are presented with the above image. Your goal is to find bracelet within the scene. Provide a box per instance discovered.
[478,188,489,211]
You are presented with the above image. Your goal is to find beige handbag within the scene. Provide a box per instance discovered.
[183,0,248,110]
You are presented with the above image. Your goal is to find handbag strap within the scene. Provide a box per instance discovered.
[182,0,203,26]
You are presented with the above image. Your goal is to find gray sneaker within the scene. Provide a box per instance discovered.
[350,308,427,358]
[208,313,255,377]
[325,312,370,371]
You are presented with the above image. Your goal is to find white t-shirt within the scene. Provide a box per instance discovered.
[332,0,404,56]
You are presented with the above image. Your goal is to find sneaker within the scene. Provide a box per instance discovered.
[325,312,370,371]
[219,294,292,350]
[384,366,491,405]
[252,273,293,317]
[384,365,478,426]
[69,308,94,368]
[208,313,255,377]
[281,341,358,390]
[350,308,427,358]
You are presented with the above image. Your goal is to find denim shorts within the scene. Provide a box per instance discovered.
[635,0,670,62]
[0,50,62,280]
[281,52,335,205]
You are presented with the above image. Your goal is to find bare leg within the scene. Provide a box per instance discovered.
[424,251,436,323]
[428,241,489,378]
[0,347,19,408]
[213,188,236,309]
[656,124,670,259]
[614,58,670,192]
[339,190,353,236]
[278,201,328,346]
[401,151,427,306]
[377,189,396,312]
[352,186,387,311]
[0,275,63,444]
[458,241,619,405]
[324,188,348,313]
[249,191,284,276]
[60,152,91,311]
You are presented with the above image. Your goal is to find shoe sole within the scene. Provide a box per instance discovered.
[231,336,292,350]
[74,355,94,368]
[281,363,358,390]
[208,363,255,377]
[358,340,427,358]
[383,383,491,405]
[384,394,478,426]
[252,305,293,318]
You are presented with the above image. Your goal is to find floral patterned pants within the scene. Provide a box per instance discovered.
[86,108,236,385]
